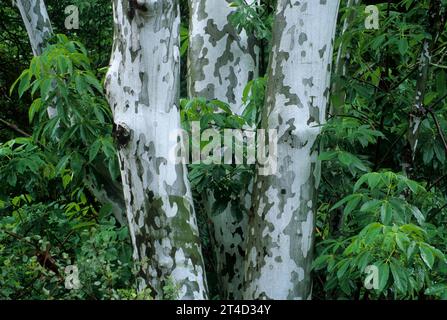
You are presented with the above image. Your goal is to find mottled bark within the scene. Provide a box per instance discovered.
[15,0,56,118]
[188,0,258,115]
[15,0,53,56]
[85,164,127,226]
[187,0,258,299]
[105,0,208,299]
[244,0,340,300]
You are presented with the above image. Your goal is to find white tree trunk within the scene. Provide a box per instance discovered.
[15,0,56,119]
[244,0,340,300]
[105,0,208,299]
[188,0,258,114]
[187,0,258,299]
[15,0,53,56]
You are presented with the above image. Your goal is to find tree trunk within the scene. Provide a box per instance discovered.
[244,0,340,300]
[15,0,56,119]
[15,0,53,56]
[187,0,258,299]
[105,0,208,299]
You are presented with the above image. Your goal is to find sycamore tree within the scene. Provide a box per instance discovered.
[244,0,340,300]
[105,0,208,299]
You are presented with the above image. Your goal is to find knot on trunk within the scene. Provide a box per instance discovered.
[113,122,132,149]
[127,0,148,20]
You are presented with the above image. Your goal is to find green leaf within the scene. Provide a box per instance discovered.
[338,151,353,166]
[99,203,113,220]
[344,194,363,216]
[397,38,408,55]
[312,254,331,270]
[367,173,382,190]
[89,140,102,163]
[319,151,338,161]
[242,80,254,103]
[390,262,407,293]
[72,221,96,230]
[408,205,425,225]
[330,196,351,211]
[62,174,72,189]
[395,233,409,252]
[18,70,31,98]
[360,199,382,212]
[419,245,435,269]
[380,201,392,225]
[40,78,53,100]
[337,259,351,279]
[29,98,43,123]
[55,155,71,175]
[84,73,103,93]
[354,174,369,191]
[407,241,417,260]
[378,262,390,291]
[405,179,420,194]
[7,173,17,187]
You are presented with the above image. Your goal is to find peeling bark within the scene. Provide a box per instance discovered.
[244,0,340,300]
[105,0,208,299]
[187,0,258,299]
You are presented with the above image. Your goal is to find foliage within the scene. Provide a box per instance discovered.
[312,0,447,300]
[0,193,135,299]
[313,172,447,299]
[10,34,119,183]
[180,77,266,219]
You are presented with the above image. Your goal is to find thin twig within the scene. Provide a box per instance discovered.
[0,118,31,137]
[426,108,447,154]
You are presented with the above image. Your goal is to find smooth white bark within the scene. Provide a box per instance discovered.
[106,0,208,299]
[244,0,340,300]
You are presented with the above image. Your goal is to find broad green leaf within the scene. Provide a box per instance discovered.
[378,262,390,291]
[29,98,43,123]
[380,201,392,225]
[18,70,31,98]
[419,245,435,269]
[89,140,102,162]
